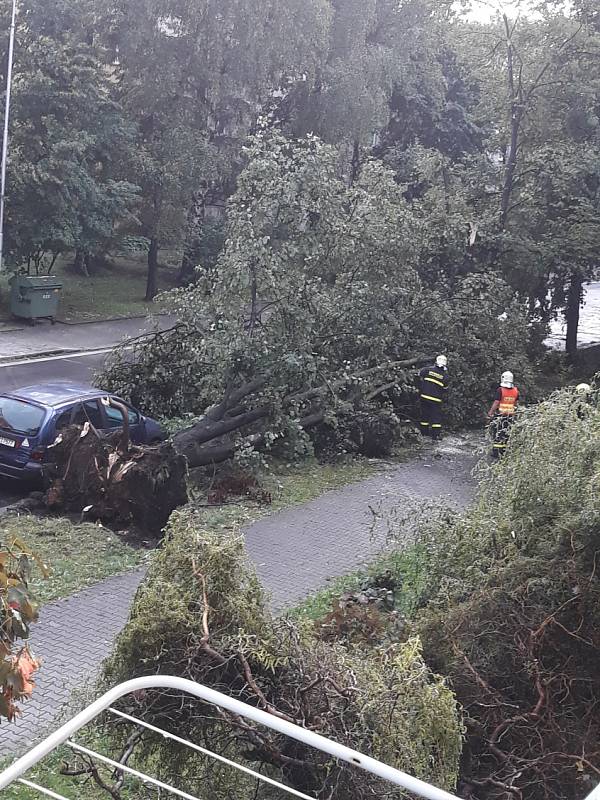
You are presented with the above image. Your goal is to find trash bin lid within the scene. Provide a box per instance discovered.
[11,275,63,289]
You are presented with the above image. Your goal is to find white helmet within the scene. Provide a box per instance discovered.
[500,371,514,388]
[576,383,591,395]
[436,355,448,369]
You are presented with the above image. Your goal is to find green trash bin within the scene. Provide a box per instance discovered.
[10,274,63,324]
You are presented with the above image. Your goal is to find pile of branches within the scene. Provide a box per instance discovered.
[421,533,600,800]
[44,408,187,534]
[315,571,408,647]
[86,511,462,800]
[407,389,600,799]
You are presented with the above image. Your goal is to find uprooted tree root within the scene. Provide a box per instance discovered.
[43,424,188,535]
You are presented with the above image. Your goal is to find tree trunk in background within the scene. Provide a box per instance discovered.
[178,249,195,285]
[178,190,204,284]
[72,248,90,277]
[350,139,361,186]
[565,271,582,363]
[500,14,524,230]
[145,237,159,301]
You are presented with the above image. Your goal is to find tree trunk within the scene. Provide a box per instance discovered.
[565,272,582,363]
[500,14,523,230]
[179,250,195,285]
[145,237,159,301]
[178,190,205,284]
[350,140,361,186]
[72,248,90,277]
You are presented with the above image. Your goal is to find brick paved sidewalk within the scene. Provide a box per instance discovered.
[247,439,476,610]
[0,436,478,757]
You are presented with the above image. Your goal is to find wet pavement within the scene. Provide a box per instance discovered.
[0,314,176,362]
[548,280,600,349]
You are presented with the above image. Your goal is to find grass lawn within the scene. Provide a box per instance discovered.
[0,252,178,323]
[257,456,375,511]
[1,515,148,604]
[289,544,429,622]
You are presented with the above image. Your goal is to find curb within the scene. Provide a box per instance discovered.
[0,311,169,329]
[0,348,76,365]
[55,311,171,326]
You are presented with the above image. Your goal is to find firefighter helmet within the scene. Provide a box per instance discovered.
[436,355,448,369]
[500,371,514,388]
[576,383,591,395]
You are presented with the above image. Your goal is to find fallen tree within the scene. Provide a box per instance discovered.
[171,356,429,467]
[380,387,600,800]
[100,133,540,468]
[76,510,464,800]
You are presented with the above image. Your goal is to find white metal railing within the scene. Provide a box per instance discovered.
[0,675,463,800]
[2,676,599,800]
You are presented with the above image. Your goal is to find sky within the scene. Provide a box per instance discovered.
[464,1,496,22]
[462,1,573,22]
[463,2,529,22]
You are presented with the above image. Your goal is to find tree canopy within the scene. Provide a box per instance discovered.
[0,0,596,352]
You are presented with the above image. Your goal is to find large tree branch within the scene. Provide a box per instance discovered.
[286,356,429,407]
[204,379,267,423]
[173,356,431,468]
[174,407,271,456]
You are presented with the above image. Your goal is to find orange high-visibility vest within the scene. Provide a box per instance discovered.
[498,386,519,416]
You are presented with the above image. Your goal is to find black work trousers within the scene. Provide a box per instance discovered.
[420,397,443,439]
[491,414,514,456]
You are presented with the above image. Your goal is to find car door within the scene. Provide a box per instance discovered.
[100,396,145,443]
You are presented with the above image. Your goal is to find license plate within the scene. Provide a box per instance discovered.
[42,294,51,299]
[0,436,16,448]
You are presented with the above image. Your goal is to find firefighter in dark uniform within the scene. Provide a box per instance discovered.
[418,355,449,440]
[487,370,519,457]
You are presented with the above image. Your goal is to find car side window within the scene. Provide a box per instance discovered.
[72,400,104,428]
[54,405,76,431]
[104,402,140,428]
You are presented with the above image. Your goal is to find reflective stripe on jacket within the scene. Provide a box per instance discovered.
[498,386,519,415]
[419,365,449,403]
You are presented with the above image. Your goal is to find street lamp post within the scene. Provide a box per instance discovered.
[0,0,17,272]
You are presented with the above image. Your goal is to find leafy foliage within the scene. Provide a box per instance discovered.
[0,537,46,722]
[0,0,596,366]
[101,507,462,799]
[377,385,600,798]
[0,3,139,271]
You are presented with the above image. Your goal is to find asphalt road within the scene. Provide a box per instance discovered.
[0,349,110,504]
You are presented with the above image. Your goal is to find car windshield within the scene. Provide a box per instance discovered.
[0,397,45,435]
